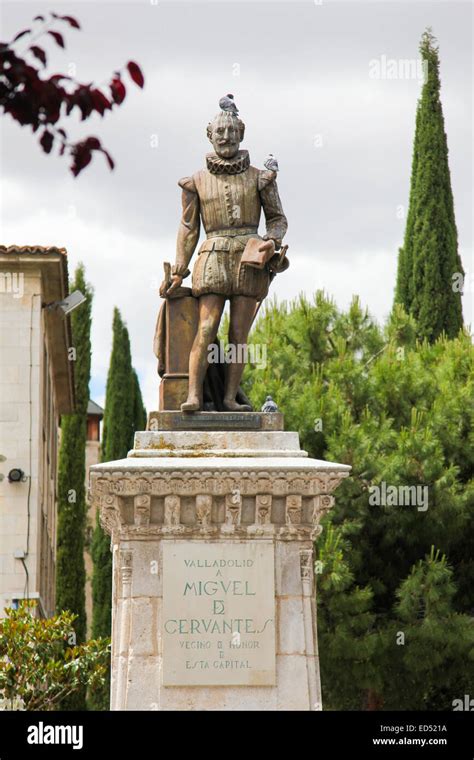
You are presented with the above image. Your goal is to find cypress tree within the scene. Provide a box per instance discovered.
[90,309,145,709]
[132,368,147,435]
[100,308,134,464]
[55,263,92,711]
[56,264,92,643]
[395,105,421,312]
[395,29,464,341]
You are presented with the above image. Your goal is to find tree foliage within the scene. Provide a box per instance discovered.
[56,264,92,647]
[0,602,109,711]
[0,12,144,175]
[245,292,474,709]
[395,29,463,341]
[132,368,147,433]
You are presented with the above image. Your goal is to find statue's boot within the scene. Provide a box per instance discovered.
[223,398,252,412]
[181,397,200,412]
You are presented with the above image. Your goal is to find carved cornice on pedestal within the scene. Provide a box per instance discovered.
[134,494,151,527]
[164,495,180,526]
[286,494,303,525]
[90,466,349,542]
[225,491,242,526]
[196,494,212,527]
[256,494,271,525]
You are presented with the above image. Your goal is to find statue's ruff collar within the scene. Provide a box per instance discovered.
[206,150,250,175]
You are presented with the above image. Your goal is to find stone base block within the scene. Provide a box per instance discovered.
[131,429,306,458]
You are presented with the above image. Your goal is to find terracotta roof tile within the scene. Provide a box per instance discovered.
[0,245,67,255]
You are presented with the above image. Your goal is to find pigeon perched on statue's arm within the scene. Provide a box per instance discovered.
[263,153,279,173]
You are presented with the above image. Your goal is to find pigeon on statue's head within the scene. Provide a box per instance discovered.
[261,395,279,413]
[219,93,239,115]
[263,154,279,173]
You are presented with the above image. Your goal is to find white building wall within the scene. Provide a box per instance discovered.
[0,270,56,617]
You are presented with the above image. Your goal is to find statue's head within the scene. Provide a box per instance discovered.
[207,111,245,159]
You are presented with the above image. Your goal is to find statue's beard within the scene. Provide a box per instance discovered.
[214,143,240,158]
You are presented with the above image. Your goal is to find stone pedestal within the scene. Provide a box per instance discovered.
[89,414,350,711]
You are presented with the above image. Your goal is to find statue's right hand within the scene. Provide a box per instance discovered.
[164,274,183,296]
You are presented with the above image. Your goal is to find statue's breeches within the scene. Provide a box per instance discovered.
[191,235,270,300]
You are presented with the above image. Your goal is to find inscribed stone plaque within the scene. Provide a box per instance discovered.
[165,412,262,430]
[162,542,275,686]
[147,411,284,431]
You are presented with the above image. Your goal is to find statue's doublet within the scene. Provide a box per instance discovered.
[191,165,265,236]
[176,150,288,300]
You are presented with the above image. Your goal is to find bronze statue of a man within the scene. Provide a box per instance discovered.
[163,99,288,412]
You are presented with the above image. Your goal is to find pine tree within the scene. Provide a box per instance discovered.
[315,524,379,710]
[90,309,145,709]
[56,264,92,643]
[395,29,464,341]
[382,548,474,710]
[245,292,474,709]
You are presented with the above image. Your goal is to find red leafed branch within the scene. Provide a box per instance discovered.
[0,12,144,176]
[127,61,144,89]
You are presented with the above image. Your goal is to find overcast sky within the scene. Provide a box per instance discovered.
[1,0,472,412]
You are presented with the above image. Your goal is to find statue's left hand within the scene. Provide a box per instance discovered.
[258,239,276,257]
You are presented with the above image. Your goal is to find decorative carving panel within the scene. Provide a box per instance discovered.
[90,467,348,541]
